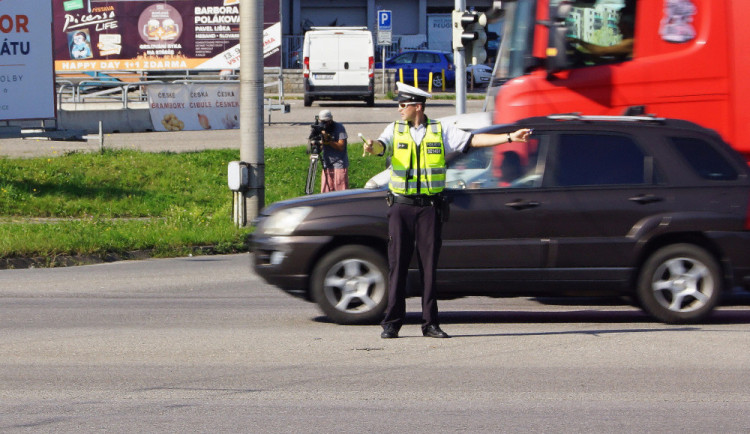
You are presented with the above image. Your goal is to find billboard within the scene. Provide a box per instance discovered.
[52,0,281,72]
[0,0,56,121]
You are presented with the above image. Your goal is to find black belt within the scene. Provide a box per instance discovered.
[390,193,441,207]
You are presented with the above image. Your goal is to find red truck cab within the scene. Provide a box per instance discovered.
[492,0,750,160]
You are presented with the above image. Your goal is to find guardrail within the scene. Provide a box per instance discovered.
[56,79,152,108]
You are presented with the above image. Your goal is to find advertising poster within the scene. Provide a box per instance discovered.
[263,1,281,66]
[148,83,239,131]
[52,0,281,72]
[1,0,55,121]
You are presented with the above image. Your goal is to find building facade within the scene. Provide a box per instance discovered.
[277,0,497,67]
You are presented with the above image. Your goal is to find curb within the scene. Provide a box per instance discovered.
[0,246,234,270]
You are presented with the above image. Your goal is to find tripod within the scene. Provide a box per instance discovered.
[305,152,320,195]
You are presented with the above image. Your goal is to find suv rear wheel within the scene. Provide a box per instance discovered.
[637,244,722,324]
[311,245,388,324]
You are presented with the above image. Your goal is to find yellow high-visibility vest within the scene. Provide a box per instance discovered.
[389,119,446,195]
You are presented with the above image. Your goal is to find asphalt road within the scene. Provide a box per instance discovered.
[3,254,750,432]
[0,98,488,158]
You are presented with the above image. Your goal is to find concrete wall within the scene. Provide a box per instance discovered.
[57,107,154,134]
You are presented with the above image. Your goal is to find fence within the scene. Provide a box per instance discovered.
[56,79,152,109]
[56,71,282,104]
[55,71,288,125]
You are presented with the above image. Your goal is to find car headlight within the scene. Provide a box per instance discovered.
[262,206,312,236]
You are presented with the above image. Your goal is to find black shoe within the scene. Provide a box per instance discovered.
[381,325,399,339]
[422,325,450,338]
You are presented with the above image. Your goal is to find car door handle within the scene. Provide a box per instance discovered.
[505,199,541,210]
[628,194,664,204]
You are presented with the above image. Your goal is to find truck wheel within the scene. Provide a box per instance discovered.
[304,95,313,107]
[311,245,388,325]
[636,244,722,324]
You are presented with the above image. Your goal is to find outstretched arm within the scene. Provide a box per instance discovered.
[470,128,532,148]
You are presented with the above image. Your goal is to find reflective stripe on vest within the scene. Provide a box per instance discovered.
[389,119,446,195]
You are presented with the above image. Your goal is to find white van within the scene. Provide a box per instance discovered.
[302,27,375,107]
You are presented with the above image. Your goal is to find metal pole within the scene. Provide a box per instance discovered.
[382,46,386,95]
[454,0,467,115]
[240,0,265,224]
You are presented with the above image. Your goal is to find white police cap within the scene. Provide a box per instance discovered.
[396,82,431,103]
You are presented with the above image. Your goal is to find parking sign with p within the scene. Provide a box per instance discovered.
[377,10,392,45]
[378,10,392,30]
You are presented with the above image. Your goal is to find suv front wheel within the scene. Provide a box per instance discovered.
[637,244,722,324]
[311,245,388,325]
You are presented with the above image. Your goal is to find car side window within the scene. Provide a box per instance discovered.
[669,136,738,181]
[414,52,434,64]
[554,133,646,186]
[391,53,413,64]
[445,136,542,190]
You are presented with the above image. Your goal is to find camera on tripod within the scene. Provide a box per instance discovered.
[308,115,325,155]
[305,115,328,194]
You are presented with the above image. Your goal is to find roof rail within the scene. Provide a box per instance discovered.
[547,114,666,123]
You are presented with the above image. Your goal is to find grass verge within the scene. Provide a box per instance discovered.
[0,144,385,263]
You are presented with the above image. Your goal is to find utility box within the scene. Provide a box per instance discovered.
[227,161,249,192]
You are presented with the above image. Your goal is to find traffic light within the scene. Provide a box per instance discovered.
[452,10,472,50]
[451,10,488,65]
[468,14,487,65]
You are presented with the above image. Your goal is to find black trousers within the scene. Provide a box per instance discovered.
[381,201,442,331]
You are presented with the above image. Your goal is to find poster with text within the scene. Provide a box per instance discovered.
[1,0,55,120]
[53,0,281,72]
[148,83,239,131]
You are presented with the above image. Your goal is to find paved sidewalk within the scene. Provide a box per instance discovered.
[1,99,487,158]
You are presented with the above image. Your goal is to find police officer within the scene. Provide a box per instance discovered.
[364,82,531,339]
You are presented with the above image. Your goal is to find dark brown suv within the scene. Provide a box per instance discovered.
[250,116,750,324]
